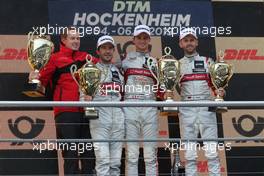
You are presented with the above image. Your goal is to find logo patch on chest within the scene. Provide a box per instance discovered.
[111,70,121,83]
[192,60,206,73]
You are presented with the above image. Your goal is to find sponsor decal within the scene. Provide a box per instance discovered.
[0,48,27,60]
[0,111,55,150]
[215,37,264,73]
[0,35,30,73]
[222,110,264,147]
[225,49,264,60]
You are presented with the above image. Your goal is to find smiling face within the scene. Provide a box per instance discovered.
[179,35,198,55]
[61,29,80,51]
[133,32,150,53]
[97,42,115,64]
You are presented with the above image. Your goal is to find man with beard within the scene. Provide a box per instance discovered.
[177,27,224,176]
[81,35,124,176]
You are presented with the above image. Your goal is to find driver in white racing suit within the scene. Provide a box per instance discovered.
[81,35,124,176]
[122,25,164,176]
[178,28,224,176]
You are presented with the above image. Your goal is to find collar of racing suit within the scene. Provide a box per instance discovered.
[135,51,150,57]
[97,61,112,67]
[184,51,198,59]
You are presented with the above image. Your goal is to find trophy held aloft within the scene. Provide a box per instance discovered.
[22,32,54,97]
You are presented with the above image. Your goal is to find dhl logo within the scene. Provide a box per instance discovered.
[224,49,264,60]
[0,48,27,60]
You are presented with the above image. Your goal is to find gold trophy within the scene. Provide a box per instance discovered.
[22,32,54,97]
[148,47,181,113]
[70,55,101,119]
[209,50,233,113]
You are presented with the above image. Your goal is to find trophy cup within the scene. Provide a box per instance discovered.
[209,50,233,113]
[22,32,54,97]
[148,47,181,113]
[70,55,101,119]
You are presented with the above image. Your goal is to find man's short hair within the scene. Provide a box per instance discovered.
[60,26,78,40]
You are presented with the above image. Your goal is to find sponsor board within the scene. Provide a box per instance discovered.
[222,109,264,147]
[0,35,30,73]
[215,37,264,73]
[0,111,55,150]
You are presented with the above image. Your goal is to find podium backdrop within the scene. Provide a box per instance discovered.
[0,0,263,175]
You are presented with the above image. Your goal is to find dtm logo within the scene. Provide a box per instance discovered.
[232,115,264,143]
[8,116,45,145]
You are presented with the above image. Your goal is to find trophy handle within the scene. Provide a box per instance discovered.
[176,74,183,90]
[147,57,159,86]
[223,64,234,88]
[27,32,35,71]
[27,32,33,41]
[70,64,81,87]
[27,31,37,41]
[85,54,105,96]
[230,64,234,79]
[27,30,38,43]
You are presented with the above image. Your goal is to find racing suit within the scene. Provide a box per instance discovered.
[122,51,159,176]
[178,53,220,176]
[80,62,124,176]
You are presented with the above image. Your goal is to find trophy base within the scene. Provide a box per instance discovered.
[162,106,179,112]
[84,107,99,119]
[216,106,228,113]
[160,111,179,116]
[22,82,45,97]
[214,98,228,113]
[161,99,179,115]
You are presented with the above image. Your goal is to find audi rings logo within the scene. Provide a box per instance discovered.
[232,115,264,143]
[8,116,45,145]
